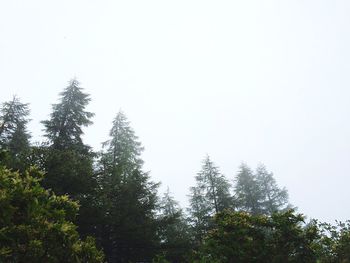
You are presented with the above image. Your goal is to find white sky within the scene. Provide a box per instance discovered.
[1,1,350,223]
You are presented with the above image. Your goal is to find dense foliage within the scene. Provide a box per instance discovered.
[0,96,31,172]
[1,79,349,262]
[0,166,104,262]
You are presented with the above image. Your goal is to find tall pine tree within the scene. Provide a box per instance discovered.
[41,79,97,241]
[188,155,232,243]
[96,111,160,262]
[234,163,263,215]
[0,96,31,171]
[234,163,290,215]
[158,188,191,262]
[256,164,290,214]
[41,79,95,197]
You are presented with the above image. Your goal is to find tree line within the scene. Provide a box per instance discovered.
[0,79,349,262]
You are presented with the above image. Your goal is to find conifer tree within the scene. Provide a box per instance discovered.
[41,79,95,197]
[193,155,232,213]
[188,156,232,243]
[42,79,93,150]
[41,79,97,241]
[256,164,290,214]
[234,163,263,215]
[188,185,212,243]
[0,96,31,171]
[158,188,191,262]
[234,163,290,215]
[97,111,160,262]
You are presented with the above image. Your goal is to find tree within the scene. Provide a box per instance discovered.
[158,188,191,262]
[256,164,290,214]
[41,79,95,198]
[234,163,263,215]
[234,163,290,215]
[188,156,232,243]
[187,185,212,244]
[0,166,104,262]
[0,96,31,172]
[96,111,160,262]
[40,79,97,242]
[100,111,143,182]
[42,79,93,150]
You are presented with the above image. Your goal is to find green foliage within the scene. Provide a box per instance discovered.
[152,253,170,263]
[43,148,96,197]
[269,210,318,262]
[158,188,192,262]
[188,156,232,243]
[197,210,270,262]
[2,84,350,263]
[0,96,31,172]
[234,163,290,215]
[96,111,160,262]
[42,79,94,149]
[39,79,97,242]
[256,164,290,214]
[188,185,212,244]
[234,164,263,215]
[100,111,143,181]
[316,221,350,262]
[0,166,104,262]
[195,209,318,263]
[41,79,95,197]
[197,210,318,263]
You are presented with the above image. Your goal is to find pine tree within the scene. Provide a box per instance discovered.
[234,163,290,215]
[256,164,290,214]
[100,111,143,182]
[158,188,191,262]
[41,79,95,197]
[188,156,232,243]
[97,111,160,262]
[42,79,94,150]
[194,156,232,214]
[0,96,31,171]
[40,79,97,243]
[188,186,212,243]
[234,163,263,215]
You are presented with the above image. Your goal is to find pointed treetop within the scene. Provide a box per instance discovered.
[0,96,30,140]
[42,78,94,149]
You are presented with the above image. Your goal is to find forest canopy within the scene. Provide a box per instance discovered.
[1,79,349,263]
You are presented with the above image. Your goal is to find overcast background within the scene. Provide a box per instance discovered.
[1,1,350,223]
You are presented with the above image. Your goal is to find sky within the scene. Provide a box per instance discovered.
[1,0,350,223]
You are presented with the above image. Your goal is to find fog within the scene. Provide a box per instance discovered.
[1,0,350,222]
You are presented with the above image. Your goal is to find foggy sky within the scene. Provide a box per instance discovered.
[1,1,350,223]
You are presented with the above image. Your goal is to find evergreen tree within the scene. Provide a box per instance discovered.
[234,163,290,215]
[256,164,290,214]
[158,188,191,262]
[187,186,212,243]
[196,156,232,213]
[41,79,95,197]
[99,111,143,182]
[41,79,97,242]
[97,111,160,262]
[234,163,263,215]
[42,79,93,150]
[188,156,232,243]
[0,96,31,171]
